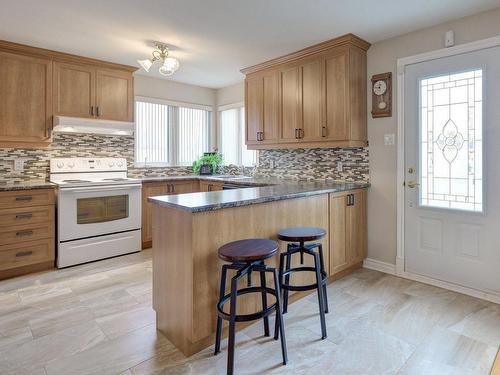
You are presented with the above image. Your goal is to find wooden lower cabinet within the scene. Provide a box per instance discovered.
[0,189,55,280]
[199,181,223,192]
[329,189,367,276]
[141,180,198,248]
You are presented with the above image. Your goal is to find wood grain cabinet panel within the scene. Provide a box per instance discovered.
[324,49,349,140]
[300,58,323,141]
[245,76,262,145]
[0,51,52,147]
[96,69,134,122]
[280,65,300,143]
[329,189,367,276]
[53,62,95,118]
[241,34,370,149]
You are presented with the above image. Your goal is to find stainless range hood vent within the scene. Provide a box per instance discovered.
[53,116,134,136]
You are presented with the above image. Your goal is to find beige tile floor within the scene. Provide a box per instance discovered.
[0,249,499,375]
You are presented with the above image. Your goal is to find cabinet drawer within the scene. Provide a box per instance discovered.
[0,239,55,271]
[0,205,54,227]
[0,222,54,246]
[0,189,55,209]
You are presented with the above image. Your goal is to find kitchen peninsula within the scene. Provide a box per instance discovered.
[148,178,368,356]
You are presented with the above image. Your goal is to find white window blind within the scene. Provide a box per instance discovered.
[219,106,257,166]
[135,98,212,167]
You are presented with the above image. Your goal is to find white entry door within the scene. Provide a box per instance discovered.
[404,46,500,295]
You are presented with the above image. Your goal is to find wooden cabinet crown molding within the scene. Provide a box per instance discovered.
[0,39,137,73]
[241,33,370,75]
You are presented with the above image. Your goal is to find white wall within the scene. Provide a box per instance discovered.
[367,7,500,265]
[216,82,244,107]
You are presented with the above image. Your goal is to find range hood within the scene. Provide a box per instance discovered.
[53,116,135,136]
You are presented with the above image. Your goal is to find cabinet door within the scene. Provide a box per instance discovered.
[245,76,263,145]
[324,49,349,140]
[142,183,170,247]
[96,69,133,122]
[170,181,195,194]
[346,190,367,263]
[262,71,280,142]
[329,193,348,275]
[280,65,300,142]
[300,59,323,141]
[53,62,95,118]
[0,51,52,146]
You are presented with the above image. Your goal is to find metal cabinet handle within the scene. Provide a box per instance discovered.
[90,106,94,116]
[16,251,33,257]
[16,230,33,237]
[16,213,33,219]
[171,184,175,193]
[322,126,327,137]
[346,194,355,206]
[295,129,298,139]
[15,196,33,201]
[96,106,100,117]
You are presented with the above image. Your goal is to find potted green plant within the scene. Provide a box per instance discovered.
[193,152,223,175]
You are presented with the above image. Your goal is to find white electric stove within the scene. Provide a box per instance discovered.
[50,157,142,268]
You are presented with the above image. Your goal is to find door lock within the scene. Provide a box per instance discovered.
[408,167,415,174]
[407,181,420,188]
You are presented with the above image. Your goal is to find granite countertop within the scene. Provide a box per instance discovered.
[148,178,369,212]
[0,181,56,191]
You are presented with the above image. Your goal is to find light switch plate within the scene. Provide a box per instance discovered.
[14,159,25,171]
[384,134,396,146]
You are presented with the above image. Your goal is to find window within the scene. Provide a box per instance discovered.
[419,69,483,212]
[135,98,212,166]
[219,106,257,166]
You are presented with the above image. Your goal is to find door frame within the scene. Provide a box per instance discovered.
[396,34,500,303]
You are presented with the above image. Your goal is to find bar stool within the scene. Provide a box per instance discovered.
[214,238,288,375]
[277,227,329,339]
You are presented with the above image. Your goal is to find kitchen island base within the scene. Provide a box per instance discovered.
[151,190,366,356]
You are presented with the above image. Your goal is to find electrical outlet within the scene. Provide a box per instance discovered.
[14,159,25,171]
[337,162,343,172]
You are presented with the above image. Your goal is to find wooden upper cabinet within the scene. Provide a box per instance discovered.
[53,62,95,118]
[300,58,323,141]
[0,51,52,147]
[280,65,300,143]
[96,69,134,122]
[241,33,370,149]
[262,71,280,142]
[245,76,262,144]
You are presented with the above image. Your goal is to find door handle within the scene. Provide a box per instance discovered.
[407,181,420,189]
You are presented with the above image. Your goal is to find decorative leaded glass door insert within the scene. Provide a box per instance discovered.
[419,70,483,212]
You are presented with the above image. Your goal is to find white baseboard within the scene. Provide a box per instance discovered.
[362,257,500,305]
[363,258,396,275]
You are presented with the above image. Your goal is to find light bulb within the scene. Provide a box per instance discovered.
[137,58,153,72]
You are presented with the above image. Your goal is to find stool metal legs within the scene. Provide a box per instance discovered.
[215,261,287,375]
[278,242,329,339]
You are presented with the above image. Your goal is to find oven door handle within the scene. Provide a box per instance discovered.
[61,184,142,193]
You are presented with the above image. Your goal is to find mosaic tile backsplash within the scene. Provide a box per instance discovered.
[256,148,369,182]
[0,133,369,183]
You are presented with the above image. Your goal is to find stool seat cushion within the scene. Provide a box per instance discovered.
[277,227,326,242]
[218,239,278,262]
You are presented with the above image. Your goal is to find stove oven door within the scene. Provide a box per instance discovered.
[58,184,141,242]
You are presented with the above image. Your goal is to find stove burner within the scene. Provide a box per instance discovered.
[62,179,91,183]
[103,178,129,181]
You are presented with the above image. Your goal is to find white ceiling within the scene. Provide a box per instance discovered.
[1,0,499,88]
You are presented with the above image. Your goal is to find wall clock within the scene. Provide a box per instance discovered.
[371,72,392,118]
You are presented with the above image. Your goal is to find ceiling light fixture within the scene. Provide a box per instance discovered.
[138,42,180,76]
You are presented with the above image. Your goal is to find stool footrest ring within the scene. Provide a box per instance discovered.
[216,286,278,323]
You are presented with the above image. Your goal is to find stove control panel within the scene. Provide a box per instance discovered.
[50,158,128,173]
